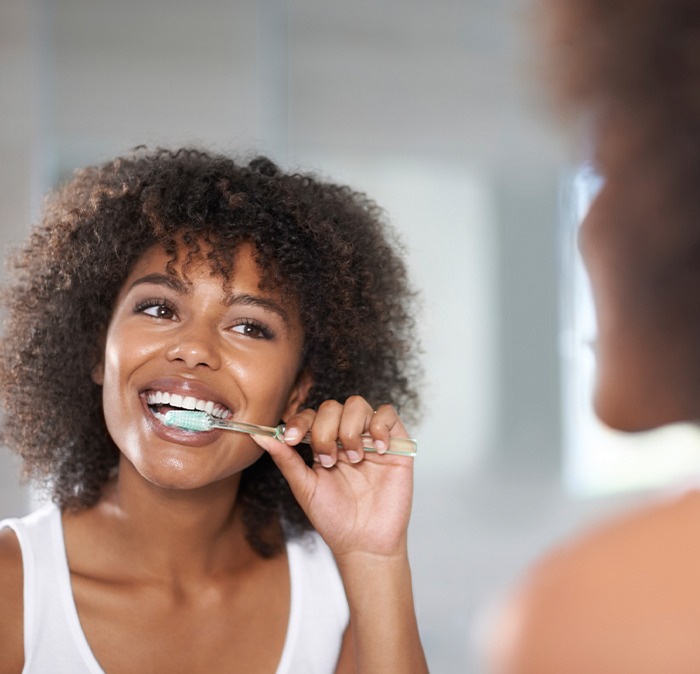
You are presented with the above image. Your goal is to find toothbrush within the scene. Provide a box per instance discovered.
[163,410,417,457]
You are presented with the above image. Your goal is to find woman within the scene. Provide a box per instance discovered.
[0,148,429,673]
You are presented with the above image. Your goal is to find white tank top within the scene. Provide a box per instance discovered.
[1,505,349,674]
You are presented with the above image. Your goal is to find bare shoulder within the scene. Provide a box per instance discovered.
[0,526,24,673]
[490,492,700,674]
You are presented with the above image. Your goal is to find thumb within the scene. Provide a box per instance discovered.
[251,434,317,509]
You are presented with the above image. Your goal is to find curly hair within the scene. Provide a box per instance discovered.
[0,147,421,557]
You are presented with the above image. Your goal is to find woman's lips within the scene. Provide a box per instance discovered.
[141,395,225,447]
[141,377,234,414]
[138,377,236,447]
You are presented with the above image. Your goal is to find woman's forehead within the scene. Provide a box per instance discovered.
[123,240,300,317]
[127,240,261,287]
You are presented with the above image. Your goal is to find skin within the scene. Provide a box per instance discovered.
[0,242,428,674]
[491,492,700,674]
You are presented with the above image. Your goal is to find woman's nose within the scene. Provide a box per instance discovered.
[164,325,222,370]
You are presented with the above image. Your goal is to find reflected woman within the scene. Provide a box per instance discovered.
[491,1,700,672]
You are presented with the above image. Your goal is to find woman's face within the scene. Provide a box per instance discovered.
[579,173,700,431]
[93,241,311,490]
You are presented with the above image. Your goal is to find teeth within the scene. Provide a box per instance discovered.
[211,405,229,419]
[146,390,231,418]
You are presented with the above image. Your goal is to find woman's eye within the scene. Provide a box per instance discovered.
[135,300,177,320]
[146,305,175,319]
[231,321,272,339]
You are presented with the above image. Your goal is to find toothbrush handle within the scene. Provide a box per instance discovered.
[290,430,417,457]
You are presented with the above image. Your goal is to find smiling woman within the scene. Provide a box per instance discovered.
[0,147,428,674]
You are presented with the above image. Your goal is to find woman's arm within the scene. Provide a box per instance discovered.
[334,550,426,674]
[254,396,429,674]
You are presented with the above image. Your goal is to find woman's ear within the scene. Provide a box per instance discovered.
[91,330,106,386]
[282,369,314,421]
[91,359,104,386]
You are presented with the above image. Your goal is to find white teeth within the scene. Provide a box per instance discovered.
[146,390,231,418]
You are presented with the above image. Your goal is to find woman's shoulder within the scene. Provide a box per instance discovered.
[0,523,23,588]
[490,490,700,674]
[0,525,24,673]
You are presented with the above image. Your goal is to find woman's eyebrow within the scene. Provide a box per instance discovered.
[128,273,187,294]
[225,292,290,326]
[128,276,292,328]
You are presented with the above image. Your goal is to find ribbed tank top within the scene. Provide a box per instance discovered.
[1,505,349,673]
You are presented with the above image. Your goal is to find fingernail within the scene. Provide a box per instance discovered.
[284,428,300,443]
[346,450,361,464]
[318,454,335,468]
[374,440,387,454]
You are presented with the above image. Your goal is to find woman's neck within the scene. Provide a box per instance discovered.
[64,456,259,584]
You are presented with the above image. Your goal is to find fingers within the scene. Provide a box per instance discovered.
[368,403,408,455]
[310,400,346,467]
[282,396,408,468]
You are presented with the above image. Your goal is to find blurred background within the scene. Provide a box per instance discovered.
[3,1,700,671]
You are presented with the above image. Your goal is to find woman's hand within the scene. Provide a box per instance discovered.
[251,395,415,560]
[254,396,429,674]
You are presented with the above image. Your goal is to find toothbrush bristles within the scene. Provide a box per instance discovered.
[164,410,214,432]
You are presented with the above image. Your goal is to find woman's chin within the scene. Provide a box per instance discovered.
[119,451,247,493]
[593,385,691,433]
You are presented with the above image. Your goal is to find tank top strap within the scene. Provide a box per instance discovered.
[275,531,349,673]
